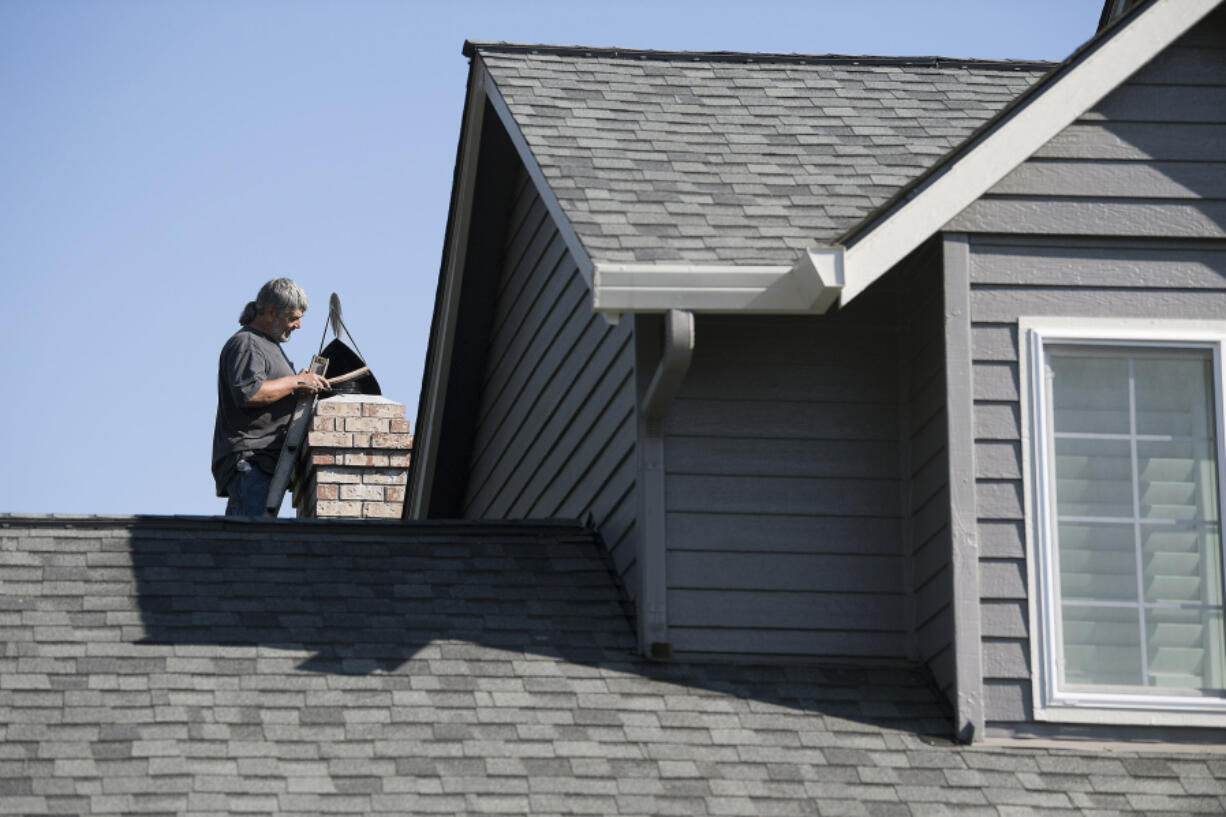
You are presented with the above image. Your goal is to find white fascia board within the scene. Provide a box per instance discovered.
[592,249,843,315]
[479,63,596,292]
[407,62,488,519]
[836,0,1221,306]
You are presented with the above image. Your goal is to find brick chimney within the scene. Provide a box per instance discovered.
[291,395,412,519]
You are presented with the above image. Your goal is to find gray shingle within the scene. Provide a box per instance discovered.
[5,515,1226,815]
[477,45,1048,265]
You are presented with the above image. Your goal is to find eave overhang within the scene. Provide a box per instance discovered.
[498,0,1218,321]
[591,249,843,320]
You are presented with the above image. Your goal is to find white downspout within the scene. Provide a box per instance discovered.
[638,309,695,658]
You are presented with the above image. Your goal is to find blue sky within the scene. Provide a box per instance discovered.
[0,0,1102,516]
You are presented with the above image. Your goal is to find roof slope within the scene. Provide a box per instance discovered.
[5,515,1226,815]
[476,44,1050,265]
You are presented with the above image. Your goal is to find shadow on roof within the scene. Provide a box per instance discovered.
[120,517,951,738]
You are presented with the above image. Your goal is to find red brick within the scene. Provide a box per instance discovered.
[315,400,363,417]
[390,419,411,434]
[342,453,388,467]
[385,486,406,502]
[312,416,336,431]
[316,484,338,501]
[340,484,385,502]
[389,454,411,468]
[371,433,411,450]
[363,402,405,419]
[308,453,335,466]
[362,501,402,519]
[314,467,361,484]
[307,431,351,448]
[351,432,372,447]
[315,500,362,517]
[344,417,388,433]
[362,469,407,485]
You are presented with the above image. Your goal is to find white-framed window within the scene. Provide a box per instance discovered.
[1023,318,1226,725]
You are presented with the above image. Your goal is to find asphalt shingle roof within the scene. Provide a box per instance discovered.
[475,44,1052,266]
[5,515,1226,815]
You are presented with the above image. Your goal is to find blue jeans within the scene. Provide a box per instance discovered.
[225,464,273,517]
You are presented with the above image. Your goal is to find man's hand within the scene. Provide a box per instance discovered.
[293,369,330,395]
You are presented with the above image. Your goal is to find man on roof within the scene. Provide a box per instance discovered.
[212,278,329,516]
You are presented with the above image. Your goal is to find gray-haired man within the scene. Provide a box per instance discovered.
[212,278,330,516]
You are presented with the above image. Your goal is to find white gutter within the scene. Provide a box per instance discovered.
[593,249,843,319]
[637,309,695,657]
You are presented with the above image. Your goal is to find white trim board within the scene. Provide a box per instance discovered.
[833,0,1222,306]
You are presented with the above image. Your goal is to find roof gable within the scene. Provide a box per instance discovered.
[477,46,1047,268]
[456,0,1221,320]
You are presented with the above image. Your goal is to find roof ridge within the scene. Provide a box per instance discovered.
[463,39,1055,69]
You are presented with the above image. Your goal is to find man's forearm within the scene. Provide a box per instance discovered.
[242,373,328,407]
[243,375,302,406]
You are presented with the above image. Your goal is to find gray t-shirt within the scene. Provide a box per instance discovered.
[212,326,296,496]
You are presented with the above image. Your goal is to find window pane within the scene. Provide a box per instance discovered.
[1050,355,1130,434]
[1055,437,1132,518]
[1062,604,1142,686]
[1142,525,1223,607]
[1138,440,1219,523]
[1058,523,1136,602]
[1135,356,1215,437]
[1044,342,1226,702]
[1147,607,1226,692]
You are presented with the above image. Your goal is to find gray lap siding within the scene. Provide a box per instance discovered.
[953,8,1226,730]
[950,8,1226,241]
[660,262,950,670]
[661,311,906,661]
[462,167,638,588]
[969,237,1226,727]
